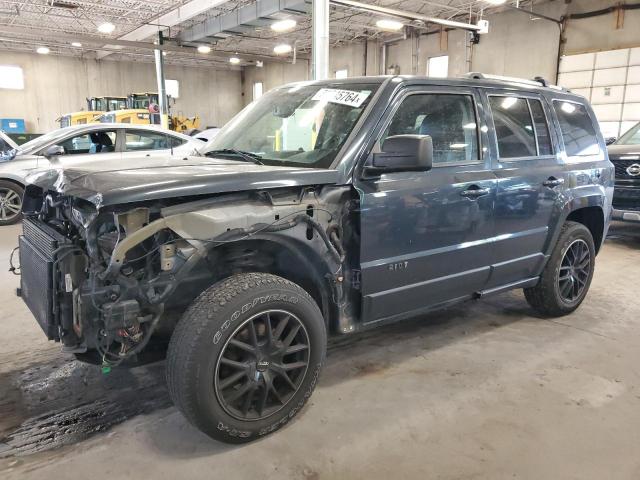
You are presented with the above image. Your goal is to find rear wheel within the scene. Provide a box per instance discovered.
[524,221,596,317]
[0,180,23,226]
[166,273,326,443]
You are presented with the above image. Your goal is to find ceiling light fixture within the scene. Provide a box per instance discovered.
[482,0,507,4]
[36,46,50,55]
[229,56,241,64]
[271,19,297,32]
[71,42,82,47]
[375,19,404,31]
[197,45,211,54]
[273,44,292,55]
[97,22,115,34]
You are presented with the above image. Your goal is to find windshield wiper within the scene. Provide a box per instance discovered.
[205,148,264,165]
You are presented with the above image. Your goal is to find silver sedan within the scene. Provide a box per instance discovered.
[0,123,204,225]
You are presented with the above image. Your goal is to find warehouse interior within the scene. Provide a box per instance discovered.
[1,1,640,479]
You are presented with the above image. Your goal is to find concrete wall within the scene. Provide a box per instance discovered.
[0,51,243,132]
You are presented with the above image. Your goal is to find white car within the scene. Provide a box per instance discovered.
[0,123,204,225]
[193,127,221,143]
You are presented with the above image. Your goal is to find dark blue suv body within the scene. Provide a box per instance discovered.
[20,74,614,443]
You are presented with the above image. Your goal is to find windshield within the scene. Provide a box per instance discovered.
[616,122,640,145]
[201,83,379,169]
[17,126,79,155]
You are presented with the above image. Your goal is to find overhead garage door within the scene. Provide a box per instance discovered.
[558,47,640,139]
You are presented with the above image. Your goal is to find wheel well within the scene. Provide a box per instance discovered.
[0,178,25,190]
[566,206,605,253]
[176,237,337,330]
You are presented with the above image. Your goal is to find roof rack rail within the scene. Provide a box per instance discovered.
[461,72,568,91]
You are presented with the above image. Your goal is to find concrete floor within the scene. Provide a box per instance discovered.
[1,222,639,479]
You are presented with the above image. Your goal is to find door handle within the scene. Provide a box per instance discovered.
[460,186,490,199]
[543,177,564,188]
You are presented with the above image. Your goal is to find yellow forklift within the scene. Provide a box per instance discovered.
[126,92,201,133]
[57,96,127,128]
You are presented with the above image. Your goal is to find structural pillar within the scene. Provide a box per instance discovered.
[154,31,169,129]
[312,0,330,80]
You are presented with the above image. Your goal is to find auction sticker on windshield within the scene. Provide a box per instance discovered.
[312,88,371,108]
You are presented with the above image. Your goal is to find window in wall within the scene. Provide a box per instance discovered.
[0,65,24,90]
[553,101,600,157]
[529,99,553,155]
[166,79,180,99]
[253,82,263,101]
[489,96,537,158]
[427,56,448,78]
[383,93,479,165]
[335,69,348,79]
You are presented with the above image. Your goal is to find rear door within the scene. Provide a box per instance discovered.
[122,129,185,158]
[356,85,497,324]
[482,91,566,289]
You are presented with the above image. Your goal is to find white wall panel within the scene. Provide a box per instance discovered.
[592,103,623,121]
[590,85,625,104]
[558,70,593,89]
[570,87,592,100]
[559,52,595,73]
[628,66,640,84]
[598,121,621,139]
[625,84,640,102]
[630,48,640,66]
[592,67,628,87]
[622,103,640,121]
[595,49,629,69]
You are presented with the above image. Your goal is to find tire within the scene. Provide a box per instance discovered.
[0,180,24,226]
[166,272,326,443]
[524,221,596,317]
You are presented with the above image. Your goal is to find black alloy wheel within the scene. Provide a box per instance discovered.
[557,239,591,303]
[215,309,310,421]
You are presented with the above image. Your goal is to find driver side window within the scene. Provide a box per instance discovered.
[382,93,479,165]
[58,130,117,155]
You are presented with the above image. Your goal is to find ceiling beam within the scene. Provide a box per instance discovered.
[330,0,482,32]
[179,0,310,43]
[0,25,294,63]
[96,0,233,60]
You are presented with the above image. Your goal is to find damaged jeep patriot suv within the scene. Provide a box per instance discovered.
[18,74,613,443]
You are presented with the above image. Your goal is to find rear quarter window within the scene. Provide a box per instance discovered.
[553,100,601,158]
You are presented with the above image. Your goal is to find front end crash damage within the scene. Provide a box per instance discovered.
[20,184,357,367]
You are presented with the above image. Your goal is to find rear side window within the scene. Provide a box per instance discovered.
[489,96,555,159]
[489,96,536,158]
[125,130,185,151]
[382,93,479,165]
[553,101,600,157]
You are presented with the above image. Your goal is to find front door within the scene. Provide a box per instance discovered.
[356,86,497,325]
[482,92,566,288]
[52,129,122,167]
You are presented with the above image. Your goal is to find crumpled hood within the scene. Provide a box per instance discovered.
[25,155,339,208]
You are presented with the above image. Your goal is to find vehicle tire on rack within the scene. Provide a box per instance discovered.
[166,272,326,443]
[0,180,24,226]
[524,221,596,317]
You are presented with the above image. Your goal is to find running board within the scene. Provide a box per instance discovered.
[475,277,539,298]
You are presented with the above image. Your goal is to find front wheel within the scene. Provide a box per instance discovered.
[524,221,596,317]
[166,273,326,443]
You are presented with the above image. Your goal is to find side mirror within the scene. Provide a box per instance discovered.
[367,135,433,175]
[43,144,65,158]
[605,137,617,146]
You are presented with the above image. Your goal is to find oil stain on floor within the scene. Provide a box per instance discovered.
[0,356,171,457]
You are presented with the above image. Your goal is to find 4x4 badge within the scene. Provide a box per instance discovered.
[627,163,640,176]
